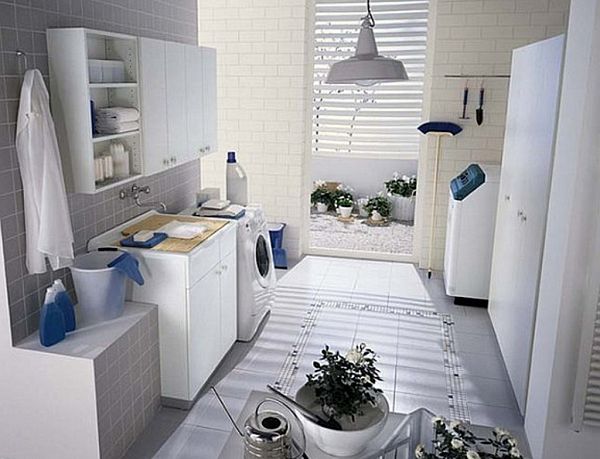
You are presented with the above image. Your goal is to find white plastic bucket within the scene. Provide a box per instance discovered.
[70,251,127,325]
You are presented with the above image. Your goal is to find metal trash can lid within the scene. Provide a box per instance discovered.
[267,222,286,232]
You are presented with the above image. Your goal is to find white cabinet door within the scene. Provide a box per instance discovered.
[188,268,221,399]
[165,42,188,168]
[220,251,237,354]
[139,38,168,176]
[185,45,204,160]
[488,35,564,414]
[201,47,217,156]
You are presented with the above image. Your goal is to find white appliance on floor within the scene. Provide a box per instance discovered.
[235,206,276,341]
[444,164,500,303]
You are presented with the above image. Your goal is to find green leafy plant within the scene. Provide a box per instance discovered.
[311,186,332,207]
[306,343,383,422]
[385,173,417,198]
[331,185,354,209]
[415,418,525,459]
[364,195,392,218]
[337,197,353,208]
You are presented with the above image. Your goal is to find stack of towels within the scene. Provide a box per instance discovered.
[95,107,139,134]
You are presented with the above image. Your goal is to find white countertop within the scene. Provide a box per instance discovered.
[16,302,156,360]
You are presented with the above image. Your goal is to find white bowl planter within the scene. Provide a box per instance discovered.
[316,202,328,213]
[371,210,383,222]
[294,384,389,457]
[390,195,415,221]
[339,206,353,218]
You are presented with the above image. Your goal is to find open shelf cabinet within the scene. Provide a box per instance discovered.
[47,28,143,194]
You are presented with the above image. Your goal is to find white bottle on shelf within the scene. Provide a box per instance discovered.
[226,151,248,206]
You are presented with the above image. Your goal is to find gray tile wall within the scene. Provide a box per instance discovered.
[0,0,201,344]
[94,306,160,459]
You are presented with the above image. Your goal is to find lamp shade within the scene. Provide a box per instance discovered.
[325,17,409,86]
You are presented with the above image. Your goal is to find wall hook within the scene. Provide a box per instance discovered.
[16,49,29,74]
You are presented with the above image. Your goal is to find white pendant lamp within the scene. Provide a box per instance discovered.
[325,0,409,86]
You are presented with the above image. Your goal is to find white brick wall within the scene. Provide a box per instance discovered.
[197,0,310,259]
[416,0,570,270]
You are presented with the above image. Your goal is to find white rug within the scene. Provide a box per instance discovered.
[309,213,414,254]
[274,300,470,423]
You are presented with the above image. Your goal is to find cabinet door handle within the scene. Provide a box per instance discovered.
[215,268,222,275]
[504,194,510,201]
[205,145,211,152]
[221,264,228,272]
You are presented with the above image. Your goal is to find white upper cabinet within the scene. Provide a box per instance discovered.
[165,42,188,167]
[201,47,218,156]
[184,45,205,159]
[140,40,218,175]
[47,28,144,194]
[138,37,168,176]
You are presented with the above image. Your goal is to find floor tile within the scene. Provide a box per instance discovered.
[394,391,450,418]
[155,425,229,459]
[462,375,518,409]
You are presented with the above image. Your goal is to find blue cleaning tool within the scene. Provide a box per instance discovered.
[451,164,486,201]
[417,121,463,279]
[417,122,463,136]
[53,279,76,332]
[108,252,145,286]
[120,232,168,249]
[39,287,66,347]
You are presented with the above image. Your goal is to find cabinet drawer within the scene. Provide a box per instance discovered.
[188,235,220,287]
[220,223,236,257]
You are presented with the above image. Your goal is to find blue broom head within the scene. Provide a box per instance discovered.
[418,122,463,136]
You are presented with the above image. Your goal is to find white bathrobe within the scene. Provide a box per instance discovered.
[16,69,74,274]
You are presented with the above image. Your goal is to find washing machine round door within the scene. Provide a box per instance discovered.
[254,233,272,287]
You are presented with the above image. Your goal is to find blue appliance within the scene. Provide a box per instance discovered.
[450,164,486,201]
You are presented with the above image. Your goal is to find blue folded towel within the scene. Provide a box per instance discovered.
[120,232,168,249]
[108,252,145,286]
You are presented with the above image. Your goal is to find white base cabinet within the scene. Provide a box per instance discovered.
[88,213,237,407]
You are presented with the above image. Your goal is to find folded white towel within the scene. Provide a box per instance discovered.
[157,221,208,240]
[95,107,139,123]
[96,120,139,134]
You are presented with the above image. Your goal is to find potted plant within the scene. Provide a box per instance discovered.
[385,173,417,221]
[331,184,354,214]
[415,418,525,459]
[311,185,332,213]
[364,195,392,222]
[294,343,389,456]
[337,197,354,218]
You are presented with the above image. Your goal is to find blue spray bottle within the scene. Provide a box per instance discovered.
[39,287,66,347]
[53,279,76,332]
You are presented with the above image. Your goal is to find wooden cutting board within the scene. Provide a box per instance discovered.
[120,215,229,253]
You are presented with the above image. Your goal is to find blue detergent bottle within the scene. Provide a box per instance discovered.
[39,287,66,347]
[53,279,76,332]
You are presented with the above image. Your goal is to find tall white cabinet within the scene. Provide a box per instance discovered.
[488,35,564,414]
[139,38,218,176]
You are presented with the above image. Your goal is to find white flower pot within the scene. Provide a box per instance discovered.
[391,195,415,221]
[357,198,369,218]
[316,202,328,213]
[371,210,383,222]
[339,206,353,218]
[295,384,389,457]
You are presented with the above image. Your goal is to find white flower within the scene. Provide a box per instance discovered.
[392,171,400,180]
[402,175,409,181]
[507,437,518,448]
[432,416,445,426]
[493,427,510,437]
[415,444,425,459]
[466,451,481,459]
[450,438,464,449]
[345,349,363,365]
[510,447,521,457]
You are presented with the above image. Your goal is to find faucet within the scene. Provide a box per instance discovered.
[119,184,167,213]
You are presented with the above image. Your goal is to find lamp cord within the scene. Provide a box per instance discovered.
[366,0,376,26]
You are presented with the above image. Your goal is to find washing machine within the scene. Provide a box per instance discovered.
[234,206,276,341]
